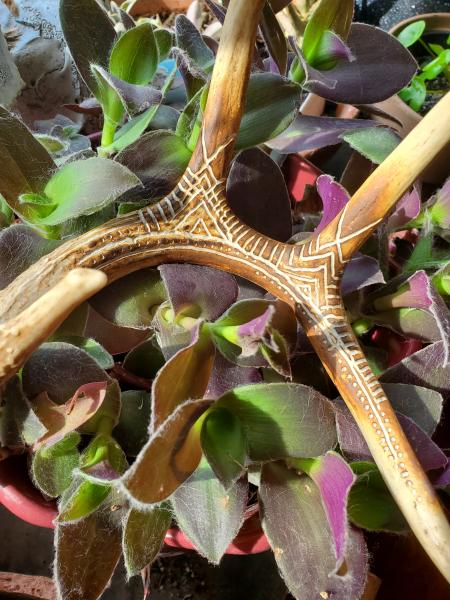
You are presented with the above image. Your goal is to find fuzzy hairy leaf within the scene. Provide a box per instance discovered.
[31,432,80,498]
[260,461,368,600]
[171,458,247,564]
[123,507,171,576]
[114,391,151,457]
[55,511,122,600]
[58,480,111,522]
[109,23,158,85]
[216,383,337,461]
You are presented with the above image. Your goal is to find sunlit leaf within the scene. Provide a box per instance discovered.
[151,324,215,430]
[302,0,354,63]
[396,20,426,48]
[121,399,210,505]
[31,432,80,498]
[216,383,337,461]
[58,480,111,522]
[201,407,247,489]
[55,511,122,600]
[343,127,400,164]
[123,506,171,576]
[109,23,158,85]
[171,458,247,564]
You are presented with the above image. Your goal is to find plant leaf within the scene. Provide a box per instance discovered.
[302,0,354,63]
[343,127,401,164]
[116,130,191,200]
[0,107,56,210]
[159,264,238,321]
[216,383,337,461]
[227,148,292,242]
[31,381,108,448]
[171,458,247,564]
[90,268,166,329]
[31,432,80,498]
[261,2,288,75]
[58,480,111,522]
[109,23,158,85]
[201,407,247,489]
[348,462,407,532]
[315,174,350,234]
[151,324,215,431]
[114,390,151,457]
[33,157,141,226]
[396,20,426,48]
[121,399,210,506]
[260,461,368,600]
[60,0,117,95]
[300,23,418,104]
[55,511,122,600]
[294,452,355,567]
[123,506,171,577]
[236,73,301,150]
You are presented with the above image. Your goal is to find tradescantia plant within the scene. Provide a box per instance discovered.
[0,0,449,599]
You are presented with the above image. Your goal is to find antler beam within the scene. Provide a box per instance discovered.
[0,0,449,582]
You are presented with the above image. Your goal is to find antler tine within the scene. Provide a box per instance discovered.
[316,91,450,264]
[0,269,107,386]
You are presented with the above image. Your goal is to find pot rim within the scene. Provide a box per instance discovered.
[389,12,450,36]
[0,456,270,555]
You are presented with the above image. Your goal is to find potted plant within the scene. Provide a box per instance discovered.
[0,1,449,599]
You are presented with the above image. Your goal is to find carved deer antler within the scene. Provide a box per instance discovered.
[0,0,449,582]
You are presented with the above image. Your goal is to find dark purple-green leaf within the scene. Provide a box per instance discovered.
[116,130,191,200]
[60,0,117,95]
[227,148,292,242]
[0,107,56,210]
[261,2,288,75]
[301,24,418,104]
[113,391,151,457]
[260,461,368,600]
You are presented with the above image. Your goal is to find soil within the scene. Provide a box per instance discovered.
[420,73,449,115]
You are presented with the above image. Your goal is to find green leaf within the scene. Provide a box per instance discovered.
[91,63,125,127]
[155,29,174,62]
[236,74,300,150]
[216,383,337,461]
[55,511,122,600]
[104,103,161,153]
[109,23,158,85]
[343,127,401,164]
[34,158,141,226]
[399,77,427,112]
[90,268,166,329]
[60,0,117,95]
[58,480,111,522]
[123,336,165,379]
[35,134,69,155]
[302,0,354,63]
[261,2,288,75]
[0,194,13,228]
[176,85,205,146]
[396,20,426,48]
[201,407,246,489]
[421,50,450,80]
[114,390,151,457]
[123,507,171,576]
[31,432,80,498]
[171,458,247,564]
[0,107,56,211]
[348,462,408,532]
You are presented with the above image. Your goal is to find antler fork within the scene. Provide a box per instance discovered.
[0,0,449,581]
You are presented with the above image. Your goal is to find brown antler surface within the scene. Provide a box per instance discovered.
[0,0,449,582]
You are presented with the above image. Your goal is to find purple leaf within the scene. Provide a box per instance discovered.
[267,115,384,154]
[381,342,450,400]
[300,23,417,104]
[227,148,292,242]
[341,254,385,296]
[205,353,261,399]
[237,307,275,357]
[373,271,450,365]
[335,395,446,471]
[159,264,238,322]
[311,30,355,70]
[260,461,368,600]
[315,174,350,234]
[388,184,421,230]
[297,452,356,567]
[433,463,450,489]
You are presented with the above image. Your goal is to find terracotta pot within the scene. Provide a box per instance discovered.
[372,13,450,184]
[118,0,193,17]
[0,456,270,556]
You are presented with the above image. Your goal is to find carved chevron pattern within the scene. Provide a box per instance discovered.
[76,132,422,505]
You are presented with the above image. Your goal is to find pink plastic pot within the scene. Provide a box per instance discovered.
[0,456,270,555]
